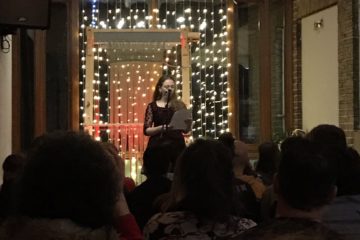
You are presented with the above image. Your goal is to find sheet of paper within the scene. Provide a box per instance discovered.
[169,109,192,130]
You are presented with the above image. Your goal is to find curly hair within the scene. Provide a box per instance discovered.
[16,131,121,229]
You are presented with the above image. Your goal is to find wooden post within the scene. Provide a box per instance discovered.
[226,0,236,135]
[69,0,80,131]
[34,30,47,136]
[181,31,191,107]
[85,27,94,134]
[150,0,158,29]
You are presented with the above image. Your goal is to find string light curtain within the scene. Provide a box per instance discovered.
[79,0,230,179]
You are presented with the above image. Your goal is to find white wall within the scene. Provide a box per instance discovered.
[0,35,13,184]
[301,6,339,132]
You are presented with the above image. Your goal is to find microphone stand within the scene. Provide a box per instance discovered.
[164,90,172,131]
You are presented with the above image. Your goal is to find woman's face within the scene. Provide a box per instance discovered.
[159,79,175,98]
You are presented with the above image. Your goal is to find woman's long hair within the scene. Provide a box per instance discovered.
[152,75,177,100]
[152,75,186,111]
[162,139,234,222]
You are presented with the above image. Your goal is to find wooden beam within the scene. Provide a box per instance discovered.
[259,0,272,142]
[181,31,191,107]
[12,31,21,153]
[227,0,236,135]
[69,0,80,131]
[150,0,158,29]
[84,27,95,134]
[34,30,47,137]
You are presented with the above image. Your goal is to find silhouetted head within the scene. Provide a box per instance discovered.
[256,142,280,176]
[278,137,337,211]
[218,132,235,157]
[306,124,347,150]
[17,131,121,229]
[167,139,234,222]
[2,153,26,183]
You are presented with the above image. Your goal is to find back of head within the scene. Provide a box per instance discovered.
[17,131,121,229]
[169,139,234,221]
[306,124,347,150]
[218,132,235,157]
[336,147,360,195]
[256,142,280,175]
[2,154,26,182]
[278,137,337,211]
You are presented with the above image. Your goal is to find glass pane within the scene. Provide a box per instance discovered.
[237,3,260,143]
[270,0,285,142]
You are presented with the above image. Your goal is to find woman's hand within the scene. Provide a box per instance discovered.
[184,118,193,133]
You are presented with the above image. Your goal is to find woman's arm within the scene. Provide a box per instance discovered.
[145,125,166,136]
[143,103,170,136]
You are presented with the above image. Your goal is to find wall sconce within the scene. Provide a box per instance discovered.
[314,19,324,31]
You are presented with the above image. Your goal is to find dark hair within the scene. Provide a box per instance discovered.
[16,131,121,229]
[166,139,234,222]
[306,125,360,196]
[2,154,26,173]
[256,142,280,177]
[278,137,337,211]
[306,124,347,150]
[152,75,176,102]
[218,132,255,176]
[336,147,360,195]
[218,132,235,157]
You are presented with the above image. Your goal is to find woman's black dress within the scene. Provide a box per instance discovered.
[143,102,185,149]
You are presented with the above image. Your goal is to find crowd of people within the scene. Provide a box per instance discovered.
[0,75,359,240]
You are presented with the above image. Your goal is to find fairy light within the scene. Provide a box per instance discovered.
[80,0,231,176]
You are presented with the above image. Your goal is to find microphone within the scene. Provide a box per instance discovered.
[165,89,171,109]
[167,89,172,99]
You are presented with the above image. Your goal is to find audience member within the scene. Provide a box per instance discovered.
[256,141,280,186]
[235,137,342,240]
[306,124,360,239]
[143,139,256,239]
[127,139,173,230]
[0,131,142,240]
[218,133,264,221]
[0,154,26,219]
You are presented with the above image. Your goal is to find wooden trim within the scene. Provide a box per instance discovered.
[34,30,47,137]
[69,0,80,130]
[233,2,240,139]
[150,0,158,29]
[284,0,293,133]
[181,32,191,107]
[227,0,237,136]
[84,27,95,133]
[12,30,21,153]
[295,0,337,19]
[259,0,271,142]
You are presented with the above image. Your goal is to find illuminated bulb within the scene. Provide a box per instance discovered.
[136,21,145,28]
[176,16,185,23]
[199,21,207,30]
